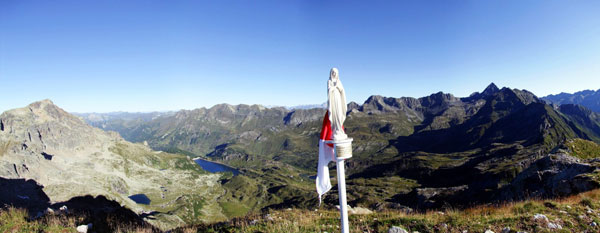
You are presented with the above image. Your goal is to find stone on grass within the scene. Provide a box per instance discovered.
[59,205,68,214]
[76,223,92,233]
[532,213,548,222]
[501,227,510,233]
[388,226,408,233]
[484,230,495,233]
[547,222,561,229]
[44,207,55,215]
[351,207,373,215]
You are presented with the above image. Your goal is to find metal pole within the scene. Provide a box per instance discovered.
[336,158,350,233]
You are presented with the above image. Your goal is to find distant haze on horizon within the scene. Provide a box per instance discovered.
[1,1,599,113]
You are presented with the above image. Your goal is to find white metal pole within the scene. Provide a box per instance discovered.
[336,158,350,233]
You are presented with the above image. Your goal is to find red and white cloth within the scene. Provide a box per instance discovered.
[316,111,335,205]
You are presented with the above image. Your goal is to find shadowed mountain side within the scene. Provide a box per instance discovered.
[0,177,158,232]
[558,104,600,142]
[0,177,50,215]
[390,102,573,154]
[50,195,159,232]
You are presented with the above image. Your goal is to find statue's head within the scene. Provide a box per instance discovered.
[330,67,339,81]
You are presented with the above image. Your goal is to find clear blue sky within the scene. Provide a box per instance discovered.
[1,1,599,113]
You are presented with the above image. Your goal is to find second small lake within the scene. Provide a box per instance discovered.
[194,158,240,176]
[129,194,151,205]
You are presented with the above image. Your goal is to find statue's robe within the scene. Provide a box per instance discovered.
[328,78,347,140]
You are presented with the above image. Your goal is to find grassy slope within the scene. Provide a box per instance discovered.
[177,189,600,233]
[106,142,226,228]
[6,189,600,233]
[565,138,600,160]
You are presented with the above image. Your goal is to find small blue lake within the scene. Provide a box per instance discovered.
[129,194,151,205]
[194,159,240,175]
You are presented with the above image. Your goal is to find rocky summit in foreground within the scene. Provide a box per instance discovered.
[0,100,227,230]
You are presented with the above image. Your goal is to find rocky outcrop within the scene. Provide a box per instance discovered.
[347,101,361,113]
[207,144,249,161]
[393,152,600,210]
[496,153,599,201]
[360,95,411,113]
[400,185,469,209]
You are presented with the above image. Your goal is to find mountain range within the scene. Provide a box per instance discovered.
[3,83,600,230]
[542,89,600,113]
[76,83,600,209]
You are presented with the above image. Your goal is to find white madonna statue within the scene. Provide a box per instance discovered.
[328,67,348,140]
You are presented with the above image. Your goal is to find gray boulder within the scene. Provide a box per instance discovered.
[388,226,409,233]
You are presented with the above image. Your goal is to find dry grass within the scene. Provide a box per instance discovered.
[5,189,600,232]
[173,189,600,233]
[0,206,157,233]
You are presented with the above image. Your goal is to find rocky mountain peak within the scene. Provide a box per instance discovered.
[494,87,540,106]
[0,99,113,156]
[420,92,458,107]
[361,95,406,113]
[2,99,79,128]
[465,83,501,101]
[26,99,81,124]
[210,103,236,113]
[347,101,361,112]
[482,82,500,96]
[364,95,384,103]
